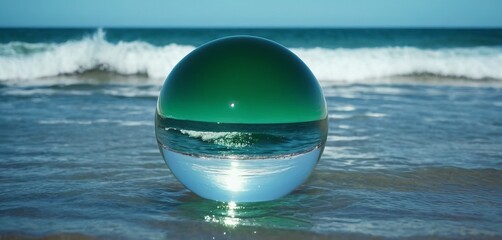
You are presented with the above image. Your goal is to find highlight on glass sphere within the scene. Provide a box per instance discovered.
[155,36,328,202]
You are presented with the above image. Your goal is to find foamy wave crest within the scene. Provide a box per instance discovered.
[179,129,255,148]
[1,29,502,82]
[292,46,502,81]
[0,29,194,80]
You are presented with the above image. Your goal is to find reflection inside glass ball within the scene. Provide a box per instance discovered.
[155,115,327,202]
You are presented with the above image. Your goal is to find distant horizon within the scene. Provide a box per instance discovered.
[2,26,502,29]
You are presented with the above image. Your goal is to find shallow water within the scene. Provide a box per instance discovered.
[1,76,501,239]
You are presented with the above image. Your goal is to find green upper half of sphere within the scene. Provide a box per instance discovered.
[157,36,327,124]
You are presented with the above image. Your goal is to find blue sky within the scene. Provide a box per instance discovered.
[1,0,501,28]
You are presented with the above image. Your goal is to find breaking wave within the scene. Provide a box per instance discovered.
[1,29,502,82]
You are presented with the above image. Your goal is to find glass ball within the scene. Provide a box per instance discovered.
[155,36,327,202]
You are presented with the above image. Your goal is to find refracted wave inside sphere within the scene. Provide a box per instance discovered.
[156,116,327,158]
[155,115,328,202]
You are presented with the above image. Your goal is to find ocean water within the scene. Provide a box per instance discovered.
[1,28,502,239]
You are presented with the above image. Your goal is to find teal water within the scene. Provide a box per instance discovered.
[2,28,502,48]
[0,28,502,239]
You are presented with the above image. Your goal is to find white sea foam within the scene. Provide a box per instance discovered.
[293,46,502,81]
[179,129,254,148]
[1,29,502,82]
[0,29,193,80]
